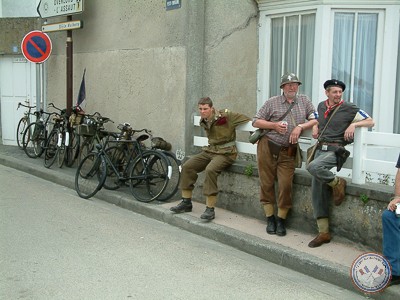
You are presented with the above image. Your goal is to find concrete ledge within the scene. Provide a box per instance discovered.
[192,161,394,251]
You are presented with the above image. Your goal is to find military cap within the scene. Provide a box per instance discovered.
[323,79,346,92]
[280,73,302,88]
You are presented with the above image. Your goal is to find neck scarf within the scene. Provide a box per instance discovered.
[324,99,343,118]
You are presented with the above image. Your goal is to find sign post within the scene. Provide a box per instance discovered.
[37,0,84,116]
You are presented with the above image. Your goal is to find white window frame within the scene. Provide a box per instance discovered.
[257,1,400,133]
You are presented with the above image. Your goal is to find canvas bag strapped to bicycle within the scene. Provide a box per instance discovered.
[306,105,340,167]
[249,101,296,144]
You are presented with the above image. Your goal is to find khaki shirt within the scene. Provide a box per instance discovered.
[199,108,251,155]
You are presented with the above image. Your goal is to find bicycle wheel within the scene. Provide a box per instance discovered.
[44,130,59,168]
[78,138,93,164]
[65,129,80,167]
[155,151,181,201]
[23,122,45,158]
[129,150,170,202]
[16,117,28,149]
[102,146,127,190]
[75,152,106,199]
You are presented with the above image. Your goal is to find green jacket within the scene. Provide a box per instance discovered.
[199,108,250,155]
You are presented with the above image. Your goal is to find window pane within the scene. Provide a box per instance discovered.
[284,15,299,74]
[270,17,284,97]
[299,14,315,97]
[332,12,377,117]
[332,13,354,98]
[269,13,315,97]
[354,13,377,115]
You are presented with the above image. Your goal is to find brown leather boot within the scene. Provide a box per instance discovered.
[308,233,331,248]
[332,177,346,206]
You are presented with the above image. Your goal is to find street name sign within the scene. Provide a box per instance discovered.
[37,0,84,18]
[42,20,83,32]
[21,31,52,64]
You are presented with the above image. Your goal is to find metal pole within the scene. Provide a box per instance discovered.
[35,64,41,112]
[66,16,73,116]
[43,62,47,111]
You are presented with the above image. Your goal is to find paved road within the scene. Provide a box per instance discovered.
[0,165,366,299]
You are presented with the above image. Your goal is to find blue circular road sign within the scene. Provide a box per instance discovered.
[21,30,52,63]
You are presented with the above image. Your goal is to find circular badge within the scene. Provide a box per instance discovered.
[350,252,391,293]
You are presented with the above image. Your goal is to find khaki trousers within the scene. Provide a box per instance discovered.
[257,136,295,209]
[179,151,235,196]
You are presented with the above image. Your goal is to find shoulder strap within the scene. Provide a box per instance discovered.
[318,105,341,140]
[279,101,296,121]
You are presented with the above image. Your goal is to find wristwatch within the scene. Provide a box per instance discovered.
[297,124,303,130]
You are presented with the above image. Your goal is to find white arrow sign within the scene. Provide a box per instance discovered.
[37,0,84,18]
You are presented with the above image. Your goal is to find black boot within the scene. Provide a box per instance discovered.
[276,217,286,236]
[266,216,276,235]
[200,207,215,220]
[170,198,192,213]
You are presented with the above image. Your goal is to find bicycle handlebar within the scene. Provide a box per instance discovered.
[17,102,36,110]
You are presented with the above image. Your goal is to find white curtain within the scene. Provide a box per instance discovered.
[269,14,315,97]
[332,12,377,117]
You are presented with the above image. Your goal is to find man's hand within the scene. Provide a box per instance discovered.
[289,126,302,144]
[275,122,288,135]
[387,197,400,211]
[312,124,319,139]
[344,123,356,141]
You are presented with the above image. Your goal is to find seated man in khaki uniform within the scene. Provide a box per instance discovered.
[170,97,250,220]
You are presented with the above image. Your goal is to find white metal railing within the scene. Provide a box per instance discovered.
[193,116,400,185]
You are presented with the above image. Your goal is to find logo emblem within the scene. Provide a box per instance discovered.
[175,148,185,161]
[350,252,391,293]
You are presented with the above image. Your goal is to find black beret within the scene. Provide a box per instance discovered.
[323,79,346,92]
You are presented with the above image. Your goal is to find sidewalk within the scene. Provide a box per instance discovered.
[1,144,399,299]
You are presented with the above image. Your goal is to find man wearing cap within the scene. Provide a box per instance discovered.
[170,97,250,220]
[306,79,374,248]
[253,73,317,236]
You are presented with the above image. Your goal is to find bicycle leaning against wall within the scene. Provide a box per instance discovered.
[16,101,36,149]
[22,105,57,159]
[75,133,171,202]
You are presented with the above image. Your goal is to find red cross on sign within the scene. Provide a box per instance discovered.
[21,30,52,63]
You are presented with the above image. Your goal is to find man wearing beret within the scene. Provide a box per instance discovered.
[307,79,374,248]
[253,73,318,236]
[170,97,250,220]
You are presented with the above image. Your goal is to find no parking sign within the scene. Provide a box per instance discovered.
[21,30,52,63]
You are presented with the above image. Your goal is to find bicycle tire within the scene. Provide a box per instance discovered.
[75,152,106,199]
[65,129,80,167]
[129,150,170,202]
[23,122,45,158]
[102,146,127,190]
[155,151,181,201]
[78,138,93,164]
[44,130,59,168]
[16,118,28,149]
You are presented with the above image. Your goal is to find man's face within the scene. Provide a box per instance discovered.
[325,86,343,104]
[199,104,213,119]
[282,82,299,99]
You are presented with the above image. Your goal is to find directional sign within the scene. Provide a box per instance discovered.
[42,20,83,33]
[37,0,84,18]
[21,31,52,64]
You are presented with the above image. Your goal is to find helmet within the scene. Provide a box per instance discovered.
[280,73,302,88]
